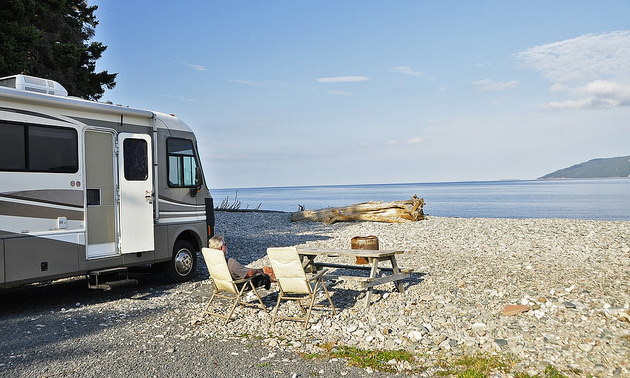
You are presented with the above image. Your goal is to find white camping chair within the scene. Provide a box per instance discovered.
[200,248,268,324]
[267,247,336,330]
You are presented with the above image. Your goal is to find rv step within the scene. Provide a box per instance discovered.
[88,267,138,290]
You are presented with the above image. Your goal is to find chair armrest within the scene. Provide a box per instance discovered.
[233,277,253,284]
[306,269,328,282]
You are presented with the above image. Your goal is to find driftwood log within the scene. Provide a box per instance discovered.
[290,195,425,224]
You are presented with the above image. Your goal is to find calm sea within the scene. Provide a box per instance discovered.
[211,178,630,221]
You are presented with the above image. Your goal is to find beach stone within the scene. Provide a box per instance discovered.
[408,330,423,341]
[503,304,531,316]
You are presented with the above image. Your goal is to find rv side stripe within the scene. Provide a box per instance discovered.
[158,195,205,207]
[0,198,83,221]
[158,197,204,212]
[157,216,205,224]
[0,106,71,123]
[0,190,84,208]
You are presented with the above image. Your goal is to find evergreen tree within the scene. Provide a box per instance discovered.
[0,0,116,100]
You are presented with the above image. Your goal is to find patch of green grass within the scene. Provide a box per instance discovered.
[542,364,569,378]
[300,352,322,359]
[436,353,515,377]
[436,354,573,378]
[240,333,579,377]
[312,343,418,373]
[255,361,271,368]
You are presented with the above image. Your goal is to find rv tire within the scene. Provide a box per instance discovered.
[163,240,198,283]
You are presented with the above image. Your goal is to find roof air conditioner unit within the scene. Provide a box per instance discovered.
[0,74,68,96]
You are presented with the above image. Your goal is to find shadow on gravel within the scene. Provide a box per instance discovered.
[0,275,174,373]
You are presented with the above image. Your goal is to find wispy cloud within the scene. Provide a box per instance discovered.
[185,63,206,71]
[517,31,630,110]
[472,79,519,91]
[161,94,197,102]
[387,137,423,145]
[393,66,431,78]
[317,76,369,83]
[516,31,630,83]
[228,79,264,87]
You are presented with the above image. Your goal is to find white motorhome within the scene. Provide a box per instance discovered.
[0,75,215,288]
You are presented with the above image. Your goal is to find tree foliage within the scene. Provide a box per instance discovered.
[0,0,117,100]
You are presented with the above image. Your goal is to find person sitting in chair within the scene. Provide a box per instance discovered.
[208,235,272,290]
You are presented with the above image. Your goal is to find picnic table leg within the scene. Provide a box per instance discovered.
[365,257,379,306]
[389,256,405,294]
[300,255,316,272]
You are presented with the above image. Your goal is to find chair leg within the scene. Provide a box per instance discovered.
[223,284,248,325]
[201,289,219,317]
[249,281,269,313]
[320,279,337,315]
[271,289,284,327]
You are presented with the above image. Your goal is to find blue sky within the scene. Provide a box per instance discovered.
[92,1,630,189]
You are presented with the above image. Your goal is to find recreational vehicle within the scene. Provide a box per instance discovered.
[0,75,214,289]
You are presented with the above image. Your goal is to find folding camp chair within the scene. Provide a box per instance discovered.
[267,246,336,330]
[200,248,268,324]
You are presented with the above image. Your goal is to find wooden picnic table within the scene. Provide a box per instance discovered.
[295,247,412,306]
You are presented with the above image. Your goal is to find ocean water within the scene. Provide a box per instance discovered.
[211,178,630,221]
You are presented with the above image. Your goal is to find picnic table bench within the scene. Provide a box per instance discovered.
[295,247,413,306]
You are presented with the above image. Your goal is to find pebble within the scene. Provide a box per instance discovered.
[202,212,630,376]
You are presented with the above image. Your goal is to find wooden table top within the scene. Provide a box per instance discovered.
[296,247,404,258]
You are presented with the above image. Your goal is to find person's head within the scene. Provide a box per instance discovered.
[209,235,227,254]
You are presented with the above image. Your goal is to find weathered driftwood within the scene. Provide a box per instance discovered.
[290,195,425,224]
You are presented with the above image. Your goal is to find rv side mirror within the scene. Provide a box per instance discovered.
[189,166,202,197]
[195,166,202,185]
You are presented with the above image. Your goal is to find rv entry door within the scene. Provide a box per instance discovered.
[118,133,155,254]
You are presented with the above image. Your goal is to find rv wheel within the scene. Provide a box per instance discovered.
[163,240,198,283]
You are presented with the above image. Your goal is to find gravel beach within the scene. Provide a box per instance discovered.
[1,211,629,377]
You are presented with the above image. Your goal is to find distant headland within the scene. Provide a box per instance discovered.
[539,155,630,179]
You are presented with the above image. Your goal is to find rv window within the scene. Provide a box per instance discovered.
[0,122,77,172]
[0,123,26,170]
[29,126,78,172]
[167,138,199,187]
[123,138,148,181]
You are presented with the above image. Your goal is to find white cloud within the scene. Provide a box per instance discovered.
[541,80,630,110]
[393,66,429,78]
[161,94,197,102]
[185,63,206,71]
[472,79,519,91]
[516,31,630,83]
[579,80,630,101]
[228,79,264,87]
[518,31,630,110]
[387,137,423,146]
[317,76,369,83]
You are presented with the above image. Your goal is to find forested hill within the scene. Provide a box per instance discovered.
[539,155,630,179]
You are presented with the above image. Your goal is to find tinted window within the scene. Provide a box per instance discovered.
[123,138,148,181]
[0,123,26,170]
[29,126,78,172]
[0,122,77,172]
[167,138,199,187]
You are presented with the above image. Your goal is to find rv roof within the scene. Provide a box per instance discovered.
[0,78,194,133]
